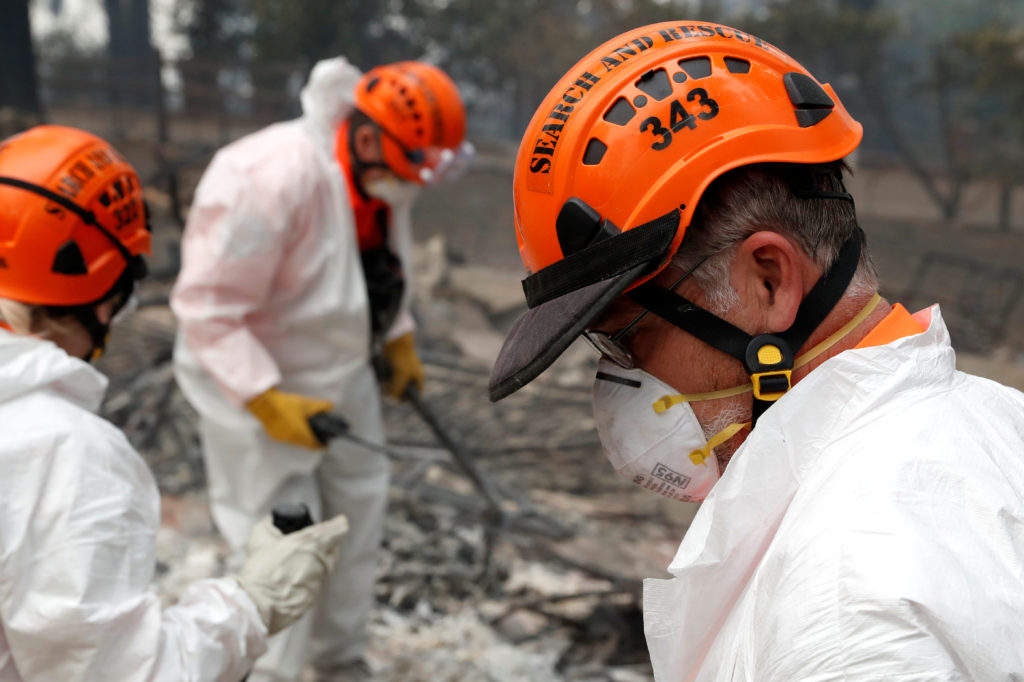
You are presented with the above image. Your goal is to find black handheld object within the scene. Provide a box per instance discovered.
[308,412,351,446]
[241,502,315,681]
[307,411,396,455]
[271,502,314,534]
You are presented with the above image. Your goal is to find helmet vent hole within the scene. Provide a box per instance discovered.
[366,77,380,93]
[582,138,607,166]
[603,97,636,126]
[725,57,751,74]
[783,72,835,127]
[678,57,712,79]
[672,72,688,83]
[52,239,88,275]
[635,68,672,101]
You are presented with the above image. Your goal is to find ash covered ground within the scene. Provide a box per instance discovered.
[97,228,695,681]
[94,146,1024,680]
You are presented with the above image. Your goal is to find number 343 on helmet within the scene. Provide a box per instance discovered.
[491,21,862,400]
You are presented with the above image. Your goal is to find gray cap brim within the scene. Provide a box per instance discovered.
[488,260,649,401]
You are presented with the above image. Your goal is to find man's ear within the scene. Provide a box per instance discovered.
[731,231,812,333]
[352,123,382,164]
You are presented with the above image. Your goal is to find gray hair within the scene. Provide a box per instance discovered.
[671,162,878,313]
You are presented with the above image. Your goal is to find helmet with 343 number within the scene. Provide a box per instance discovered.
[489,21,862,400]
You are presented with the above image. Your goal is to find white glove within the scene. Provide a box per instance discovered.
[234,514,349,635]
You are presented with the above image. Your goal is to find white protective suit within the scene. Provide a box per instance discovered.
[171,57,413,680]
[644,305,1024,681]
[0,330,267,681]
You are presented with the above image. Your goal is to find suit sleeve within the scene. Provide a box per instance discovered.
[0,417,267,681]
[170,152,296,406]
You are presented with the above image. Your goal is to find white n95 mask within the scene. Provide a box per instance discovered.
[592,357,750,503]
[363,176,421,206]
[590,294,884,502]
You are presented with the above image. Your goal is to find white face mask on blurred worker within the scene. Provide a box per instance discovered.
[362,175,421,206]
[592,358,750,503]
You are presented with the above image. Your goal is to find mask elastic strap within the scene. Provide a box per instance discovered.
[652,292,882,414]
[689,421,750,467]
[654,383,752,413]
[792,292,881,370]
[631,229,864,426]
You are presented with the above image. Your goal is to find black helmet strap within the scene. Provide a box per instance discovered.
[0,176,142,272]
[0,176,147,360]
[629,228,864,425]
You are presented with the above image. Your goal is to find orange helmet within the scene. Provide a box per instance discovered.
[0,125,151,308]
[490,21,862,401]
[354,61,468,184]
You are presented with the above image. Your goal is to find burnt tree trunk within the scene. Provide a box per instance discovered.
[0,0,43,135]
[104,0,156,108]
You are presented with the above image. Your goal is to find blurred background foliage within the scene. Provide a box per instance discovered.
[1,0,1023,359]
[4,0,1024,229]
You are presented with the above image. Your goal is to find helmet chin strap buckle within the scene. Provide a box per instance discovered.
[628,230,864,426]
[746,334,794,403]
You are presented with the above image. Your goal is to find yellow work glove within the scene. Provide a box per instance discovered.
[382,331,425,400]
[246,388,334,450]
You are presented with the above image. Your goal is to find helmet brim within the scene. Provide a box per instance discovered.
[488,259,651,402]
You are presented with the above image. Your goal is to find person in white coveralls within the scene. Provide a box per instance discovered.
[171,57,470,681]
[0,124,348,682]
[487,21,1024,681]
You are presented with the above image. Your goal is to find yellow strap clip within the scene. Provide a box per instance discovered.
[751,369,792,401]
